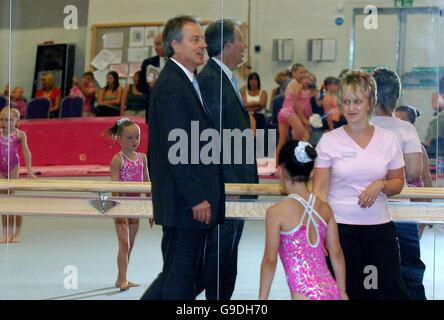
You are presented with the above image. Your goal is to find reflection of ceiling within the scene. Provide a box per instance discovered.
[0,0,89,29]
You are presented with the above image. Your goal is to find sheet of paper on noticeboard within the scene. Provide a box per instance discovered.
[108,49,123,64]
[129,27,145,47]
[103,32,124,49]
[93,68,109,88]
[145,27,158,47]
[128,47,149,62]
[91,49,114,70]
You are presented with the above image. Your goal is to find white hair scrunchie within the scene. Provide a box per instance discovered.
[117,118,130,126]
[294,141,313,164]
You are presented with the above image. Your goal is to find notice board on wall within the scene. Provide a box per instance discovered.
[90,21,250,86]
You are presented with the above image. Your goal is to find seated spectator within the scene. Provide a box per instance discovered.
[121,71,147,118]
[95,71,122,117]
[70,71,96,116]
[35,72,61,118]
[241,72,267,130]
[10,87,27,118]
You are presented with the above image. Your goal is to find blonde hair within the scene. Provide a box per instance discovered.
[291,63,305,72]
[274,71,289,86]
[0,107,20,119]
[339,70,377,110]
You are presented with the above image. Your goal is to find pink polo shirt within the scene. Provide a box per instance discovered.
[315,126,405,225]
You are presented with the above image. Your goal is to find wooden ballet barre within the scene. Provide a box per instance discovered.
[0,179,149,194]
[0,179,439,197]
[0,180,283,195]
[2,179,444,199]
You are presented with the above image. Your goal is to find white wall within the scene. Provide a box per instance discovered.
[0,0,89,98]
[0,0,12,88]
[248,0,443,139]
[8,27,88,97]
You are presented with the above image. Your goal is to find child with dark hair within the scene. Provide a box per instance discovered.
[107,118,151,291]
[395,105,421,125]
[259,140,347,300]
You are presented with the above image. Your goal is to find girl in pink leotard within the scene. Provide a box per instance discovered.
[276,64,310,169]
[0,107,36,244]
[107,118,151,291]
[260,140,347,300]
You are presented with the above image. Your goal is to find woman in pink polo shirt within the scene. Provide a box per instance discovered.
[313,70,408,300]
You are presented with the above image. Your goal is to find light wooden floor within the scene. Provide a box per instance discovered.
[0,217,443,300]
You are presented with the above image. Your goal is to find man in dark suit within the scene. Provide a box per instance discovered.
[196,19,258,300]
[137,33,167,124]
[140,15,225,300]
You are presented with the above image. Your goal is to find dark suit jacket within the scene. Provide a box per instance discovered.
[149,59,225,229]
[197,58,258,185]
[138,55,160,124]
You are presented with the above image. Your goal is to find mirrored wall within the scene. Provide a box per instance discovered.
[0,0,443,300]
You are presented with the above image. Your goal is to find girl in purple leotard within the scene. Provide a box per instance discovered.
[107,118,151,291]
[0,107,36,244]
[260,140,347,300]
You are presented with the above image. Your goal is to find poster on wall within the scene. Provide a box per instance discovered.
[108,49,123,64]
[145,27,158,46]
[91,49,114,70]
[93,68,109,88]
[103,33,124,49]
[128,47,149,62]
[129,27,145,47]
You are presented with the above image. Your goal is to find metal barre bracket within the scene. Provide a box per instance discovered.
[89,192,119,214]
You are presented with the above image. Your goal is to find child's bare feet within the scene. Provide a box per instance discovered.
[11,235,21,243]
[115,280,138,291]
[0,237,12,244]
[127,281,139,288]
[115,280,129,291]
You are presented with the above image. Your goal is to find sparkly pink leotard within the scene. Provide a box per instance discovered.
[119,152,144,197]
[0,130,21,177]
[278,92,296,124]
[279,193,341,300]
[300,89,313,119]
